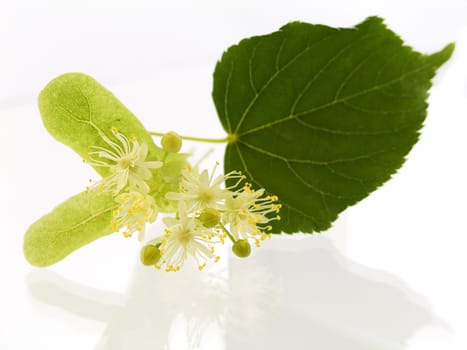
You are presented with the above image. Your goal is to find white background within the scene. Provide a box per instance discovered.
[1,1,467,349]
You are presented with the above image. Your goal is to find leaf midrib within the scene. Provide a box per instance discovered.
[37,204,117,235]
[230,30,340,133]
[232,29,380,134]
[237,138,400,165]
[234,59,434,137]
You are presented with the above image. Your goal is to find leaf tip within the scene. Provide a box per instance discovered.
[424,41,455,70]
[437,42,455,61]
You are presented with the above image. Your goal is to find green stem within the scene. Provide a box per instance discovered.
[161,150,168,163]
[219,223,236,243]
[149,131,235,144]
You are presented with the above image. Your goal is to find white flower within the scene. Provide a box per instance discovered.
[155,202,220,272]
[88,127,163,195]
[223,184,281,246]
[166,163,244,213]
[112,191,158,241]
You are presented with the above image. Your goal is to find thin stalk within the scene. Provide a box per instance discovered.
[149,131,235,144]
[219,223,236,243]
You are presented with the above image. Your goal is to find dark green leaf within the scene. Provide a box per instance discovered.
[213,17,453,233]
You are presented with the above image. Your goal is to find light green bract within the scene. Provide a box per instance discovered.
[24,73,187,266]
[38,73,164,177]
[213,16,454,233]
[24,191,115,267]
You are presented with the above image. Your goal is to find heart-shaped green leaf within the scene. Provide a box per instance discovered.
[213,17,453,233]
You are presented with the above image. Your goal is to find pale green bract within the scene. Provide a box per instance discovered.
[213,16,454,233]
[24,191,115,267]
[24,73,187,267]
[38,73,164,177]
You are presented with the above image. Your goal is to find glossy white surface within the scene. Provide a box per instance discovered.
[1,2,467,349]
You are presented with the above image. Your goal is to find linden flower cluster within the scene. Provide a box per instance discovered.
[143,163,281,272]
[87,127,281,272]
[87,127,162,241]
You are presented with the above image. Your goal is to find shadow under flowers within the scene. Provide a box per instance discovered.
[27,236,443,350]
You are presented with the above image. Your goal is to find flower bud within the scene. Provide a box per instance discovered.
[232,239,251,258]
[140,244,161,266]
[161,131,182,153]
[199,208,220,228]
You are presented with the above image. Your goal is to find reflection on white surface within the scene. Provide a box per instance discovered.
[226,237,444,350]
[28,262,226,350]
[27,235,444,350]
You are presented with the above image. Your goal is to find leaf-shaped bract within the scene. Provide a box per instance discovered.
[38,73,187,211]
[24,74,189,267]
[24,190,116,267]
[213,17,453,233]
[39,73,165,178]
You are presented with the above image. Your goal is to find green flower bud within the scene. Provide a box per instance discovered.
[140,244,161,266]
[232,239,251,258]
[161,131,182,153]
[199,208,220,228]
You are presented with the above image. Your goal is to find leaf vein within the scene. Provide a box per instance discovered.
[294,117,409,136]
[223,62,234,133]
[232,32,338,133]
[275,37,286,71]
[325,164,367,184]
[42,204,116,235]
[234,143,323,227]
[248,44,259,94]
[342,101,423,115]
[281,202,326,228]
[239,140,396,164]
[291,33,375,115]
[286,161,355,200]
[239,59,437,137]
[334,52,376,101]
